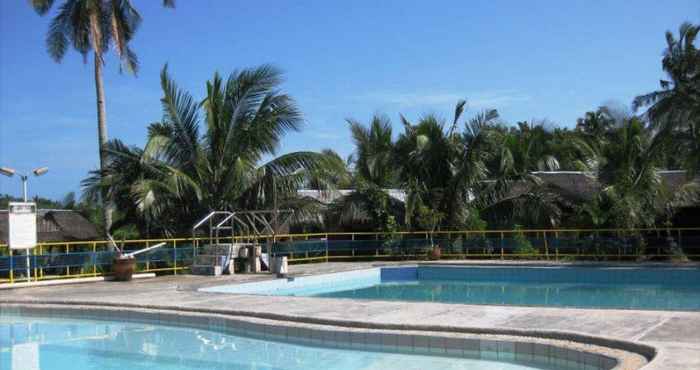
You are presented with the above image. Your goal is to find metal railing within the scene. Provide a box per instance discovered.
[1,227,699,285]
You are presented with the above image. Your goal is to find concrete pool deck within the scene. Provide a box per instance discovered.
[2,261,699,369]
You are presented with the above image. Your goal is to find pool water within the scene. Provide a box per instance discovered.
[0,313,551,370]
[314,280,700,310]
[202,266,700,310]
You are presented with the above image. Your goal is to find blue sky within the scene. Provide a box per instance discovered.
[1,1,698,200]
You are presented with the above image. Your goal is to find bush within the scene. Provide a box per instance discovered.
[512,226,539,259]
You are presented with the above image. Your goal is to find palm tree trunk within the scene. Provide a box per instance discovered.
[94,52,112,235]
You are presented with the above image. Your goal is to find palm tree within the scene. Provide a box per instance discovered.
[395,101,498,229]
[326,115,401,231]
[348,115,396,188]
[83,65,333,236]
[31,0,175,233]
[633,22,700,174]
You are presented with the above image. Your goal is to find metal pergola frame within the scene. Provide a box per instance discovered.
[192,209,295,259]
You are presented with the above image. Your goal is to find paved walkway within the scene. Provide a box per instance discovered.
[2,262,699,369]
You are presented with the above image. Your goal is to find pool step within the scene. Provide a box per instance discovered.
[191,243,238,276]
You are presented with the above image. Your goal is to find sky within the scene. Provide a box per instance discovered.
[1,1,699,201]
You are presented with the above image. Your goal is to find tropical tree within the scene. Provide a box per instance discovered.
[325,115,401,231]
[595,115,698,231]
[633,22,700,175]
[83,65,333,236]
[31,0,175,233]
[395,101,498,229]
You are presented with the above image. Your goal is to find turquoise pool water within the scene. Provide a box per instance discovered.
[0,313,553,370]
[202,266,700,310]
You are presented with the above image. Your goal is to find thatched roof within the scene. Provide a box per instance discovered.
[298,170,699,205]
[523,170,698,202]
[0,209,100,244]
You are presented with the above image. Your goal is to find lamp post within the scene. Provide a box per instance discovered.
[0,166,49,202]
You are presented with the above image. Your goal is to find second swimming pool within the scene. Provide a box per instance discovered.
[201,265,700,311]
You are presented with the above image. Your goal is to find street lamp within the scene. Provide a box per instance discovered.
[0,166,49,202]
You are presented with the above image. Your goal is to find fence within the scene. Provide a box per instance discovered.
[1,228,699,285]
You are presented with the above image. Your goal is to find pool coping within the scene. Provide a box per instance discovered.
[1,302,646,370]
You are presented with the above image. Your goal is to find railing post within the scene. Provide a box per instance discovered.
[92,242,97,277]
[33,247,38,281]
[500,232,504,256]
[39,245,44,278]
[543,231,549,259]
[172,240,177,275]
[9,249,13,284]
[65,243,70,277]
[145,241,150,271]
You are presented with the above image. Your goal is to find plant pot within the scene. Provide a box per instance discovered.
[112,257,136,281]
[428,246,441,260]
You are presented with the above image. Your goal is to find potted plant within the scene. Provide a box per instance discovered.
[109,235,136,281]
[417,205,444,260]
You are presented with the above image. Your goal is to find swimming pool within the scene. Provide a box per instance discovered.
[0,309,611,370]
[201,265,700,311]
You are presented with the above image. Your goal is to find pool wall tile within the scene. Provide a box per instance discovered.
[321,329,336,346]
[480,340,499,360]
[444,337,464,356]
[498,341,515,361]
[429,336,446,354]
[515,341,534,362]
[413,335,431,354]
[350,331,365,348]
[381,333,399,350]
[335,330,350,346]
[365,332,383,350]
[394,334,411,350]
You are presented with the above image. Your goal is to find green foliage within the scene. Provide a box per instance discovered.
[82,65,335,236]
[0,194,63,209]
[512,226,538,258]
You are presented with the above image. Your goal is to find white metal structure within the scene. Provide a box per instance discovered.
[7,202,38,283]
[190,209,294,275]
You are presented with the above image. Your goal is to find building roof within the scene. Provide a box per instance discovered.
[298,189,406,204]
[0,209,100,244]
[298,171,699,205]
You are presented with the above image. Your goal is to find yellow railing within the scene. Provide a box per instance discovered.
[1,227,698,285]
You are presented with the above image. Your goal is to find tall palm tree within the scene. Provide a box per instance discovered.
[83,65,333,236]
[31,0,175,233]
[633,22,700,174]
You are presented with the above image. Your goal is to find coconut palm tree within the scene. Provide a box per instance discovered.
[395,101,499,229]
[31,0,175,233]
[596,116,699,230]
[633,22,700,174]
[83,64,333,236]
[326,115,402,231]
